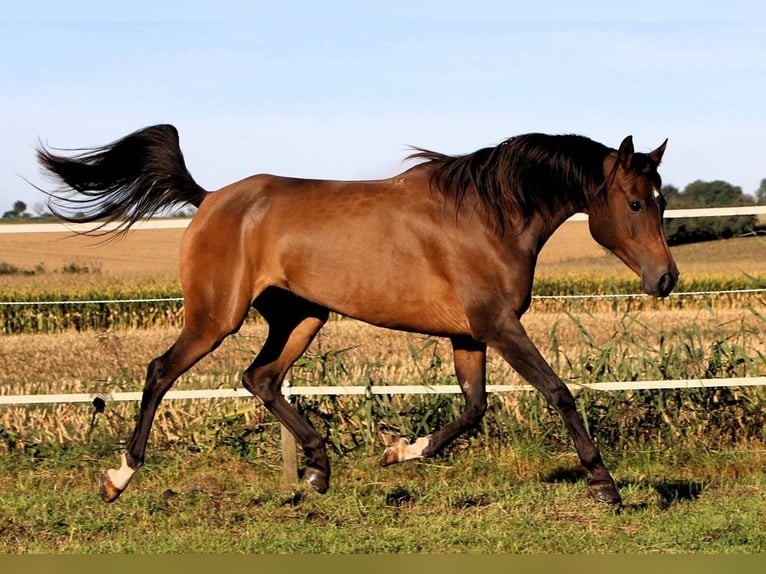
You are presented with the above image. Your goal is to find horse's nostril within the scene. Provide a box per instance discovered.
[658,272,675,297]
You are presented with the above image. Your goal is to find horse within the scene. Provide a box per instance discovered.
[37,124,678,506]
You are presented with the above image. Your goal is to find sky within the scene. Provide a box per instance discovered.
[1,1,765,213]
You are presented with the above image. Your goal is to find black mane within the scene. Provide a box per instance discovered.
[409,133,612,230]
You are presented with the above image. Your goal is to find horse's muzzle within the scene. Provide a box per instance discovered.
[644,270,678,298]
[641,269,678,297]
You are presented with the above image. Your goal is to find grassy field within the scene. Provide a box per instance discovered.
[3,441,766,553]
[1,221,766,553]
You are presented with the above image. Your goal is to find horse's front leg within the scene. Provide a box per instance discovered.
[382,336,487,465]
[243,301,331,494]
[486,314,621,505]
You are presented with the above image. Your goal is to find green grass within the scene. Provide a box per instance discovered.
[1,440,765,553]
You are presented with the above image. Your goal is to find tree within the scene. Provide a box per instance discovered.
[661,184,681,205]
[756,178,766,205]
[682,180,752,208]
[2,200,29,220]
[664,180,759,245]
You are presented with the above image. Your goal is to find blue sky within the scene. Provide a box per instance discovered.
[2,1,764,212]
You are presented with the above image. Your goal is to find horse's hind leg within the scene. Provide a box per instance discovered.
[100,298,251,503]
[382,335,487,465]
[243,289,331,493]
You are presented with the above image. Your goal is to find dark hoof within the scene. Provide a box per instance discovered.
[303,466,329,494]
[587,479,622,505]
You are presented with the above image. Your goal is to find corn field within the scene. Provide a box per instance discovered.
[2,275,765,334]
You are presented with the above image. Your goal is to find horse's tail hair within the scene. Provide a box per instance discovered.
[37,124,207,235]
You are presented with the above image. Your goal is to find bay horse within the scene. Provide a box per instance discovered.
[37,125,678,506]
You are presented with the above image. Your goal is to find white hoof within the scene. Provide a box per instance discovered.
[381,435,431,466]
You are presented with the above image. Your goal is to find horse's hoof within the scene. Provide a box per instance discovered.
[381,438,408,466]
[587,478,622,505]
[99,472,124,503]
[304,466,329,494]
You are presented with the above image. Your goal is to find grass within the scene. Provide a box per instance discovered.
[2,306,765,449]
[0,305,763,465]
[1,304,764,552]
[2,441,766,553]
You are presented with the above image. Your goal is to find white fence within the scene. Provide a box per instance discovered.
[2,378,766,407]
[2,205,766,234]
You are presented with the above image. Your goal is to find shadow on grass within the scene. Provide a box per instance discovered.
[543,465,707,512]
[651,479,706,509]
[543,466,587,484]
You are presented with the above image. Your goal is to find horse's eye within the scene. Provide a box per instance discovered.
[628,200,643,212]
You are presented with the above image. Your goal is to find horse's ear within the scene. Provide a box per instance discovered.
[649,138,668,166]
[618,135,634,169]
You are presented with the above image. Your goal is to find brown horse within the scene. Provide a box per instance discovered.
[38,124,678,505]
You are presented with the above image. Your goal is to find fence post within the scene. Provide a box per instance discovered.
[280,377,299,486]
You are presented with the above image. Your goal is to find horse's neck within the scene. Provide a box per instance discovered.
[518,200,584,255]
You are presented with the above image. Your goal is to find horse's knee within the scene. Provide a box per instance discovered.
[545,385,576,414]
[145,355,166,383]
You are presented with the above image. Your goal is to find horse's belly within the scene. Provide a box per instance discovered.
[290,269,471,336]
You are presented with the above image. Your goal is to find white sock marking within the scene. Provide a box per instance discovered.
[106,452,135,491]
[399,435,431,461]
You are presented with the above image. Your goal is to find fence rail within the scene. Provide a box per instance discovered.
[3,377,766,406]
[2,287,765,307]
[1,205,766,234]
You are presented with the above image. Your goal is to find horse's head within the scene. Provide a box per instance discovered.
[588,136,679,297]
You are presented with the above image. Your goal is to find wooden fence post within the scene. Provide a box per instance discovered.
[280,376,299,486]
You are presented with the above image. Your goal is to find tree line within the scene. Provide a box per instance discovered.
[662,178,766,245]
[1,201,196,221]
[2,201,52,220]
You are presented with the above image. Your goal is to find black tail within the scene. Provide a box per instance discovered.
[37,124,207,234]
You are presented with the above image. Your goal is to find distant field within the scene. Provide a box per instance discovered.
[538,222,766,280]
[0,226,182,292]
[1,220,765,293]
